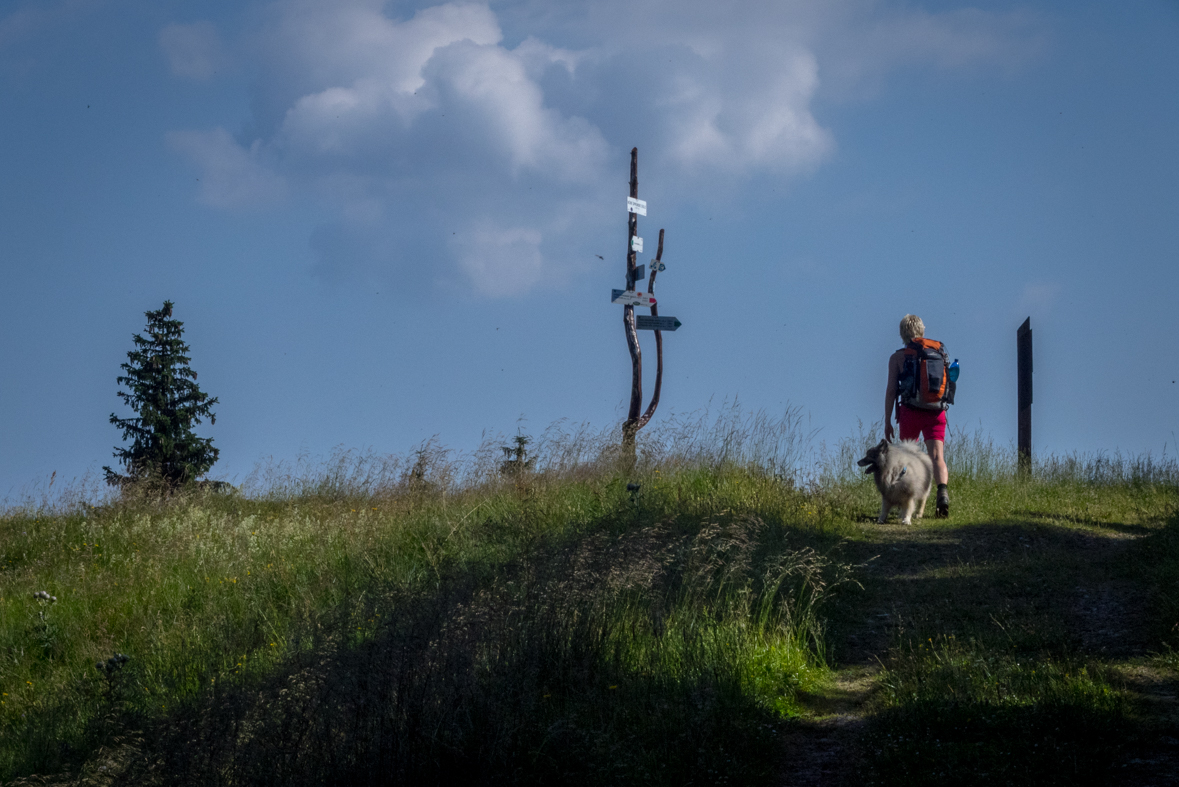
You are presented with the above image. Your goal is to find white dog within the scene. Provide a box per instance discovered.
[857,440,933,525]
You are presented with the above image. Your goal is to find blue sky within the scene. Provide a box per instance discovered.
[2,0,1177,496]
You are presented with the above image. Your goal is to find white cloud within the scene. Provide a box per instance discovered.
[159,21,230,81]
[258,0,503,96]
[424,40,608,179]
[512,36,582,78]
[167,128,287,208]
[263,1,608,181]
[658,47,833,174]
[452,223,545,297]
[165,0,1043,296]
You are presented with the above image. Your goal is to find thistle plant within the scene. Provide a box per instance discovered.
[95,653,131,703]
[32,591,58,659]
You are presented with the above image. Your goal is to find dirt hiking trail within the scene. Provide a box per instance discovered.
[776,515,1179,786]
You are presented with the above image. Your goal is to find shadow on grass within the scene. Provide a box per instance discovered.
[1014,511,1157,538]
[1123,507,1179,650]
[71,517,839,787]
[863,699,1129,787]
[823,518,1169,667]
[828,503,1179,786]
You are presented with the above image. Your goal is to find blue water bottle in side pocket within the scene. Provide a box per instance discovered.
[948,359,959,382]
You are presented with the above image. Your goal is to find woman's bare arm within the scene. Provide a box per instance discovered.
[884,352,900,440]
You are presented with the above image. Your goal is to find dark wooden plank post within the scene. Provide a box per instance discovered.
[1017,317,1033,475]
[622,148,642,464]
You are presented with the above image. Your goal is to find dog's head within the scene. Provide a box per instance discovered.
[857,439,890,474]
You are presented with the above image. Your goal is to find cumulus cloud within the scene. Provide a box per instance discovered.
[167,128,286,208]
[423,40,608,180]
[166,0,1042,296]
[452,223,545,297]
[652,46,832,174]
[159,21,230,80]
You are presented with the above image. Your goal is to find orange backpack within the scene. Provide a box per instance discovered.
[899,338,955,411]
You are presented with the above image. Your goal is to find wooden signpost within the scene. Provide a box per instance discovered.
[618,147,678,463]
[612,289,656,307]
[636,315,681,331]
[1017,317,1033,475]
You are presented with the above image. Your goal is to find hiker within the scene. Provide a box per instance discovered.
[884,314,954,517]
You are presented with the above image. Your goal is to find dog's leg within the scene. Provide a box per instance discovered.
[915,491,930,520]
[900,498,916,525]
[878,498,891,524]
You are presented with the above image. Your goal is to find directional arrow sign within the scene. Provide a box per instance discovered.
[612,289,656,307]
[626,197,647,216]
[636,315,682,331]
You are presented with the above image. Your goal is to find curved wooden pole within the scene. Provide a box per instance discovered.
[635,228,665,431]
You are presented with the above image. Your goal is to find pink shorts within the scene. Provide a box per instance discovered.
[897,405,947,443]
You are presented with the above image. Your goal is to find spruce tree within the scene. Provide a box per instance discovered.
[104,301,219,487]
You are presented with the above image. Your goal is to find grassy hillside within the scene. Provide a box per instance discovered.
[2,415,1177,785]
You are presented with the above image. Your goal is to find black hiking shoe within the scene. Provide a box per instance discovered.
[935,485,950,518]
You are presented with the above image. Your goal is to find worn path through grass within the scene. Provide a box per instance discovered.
[777,489,1179,786]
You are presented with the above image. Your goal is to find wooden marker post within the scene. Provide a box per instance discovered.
[1017,317,1033,475]
[620,148,668,464]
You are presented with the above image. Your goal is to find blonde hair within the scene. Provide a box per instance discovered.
[899,314,925,344]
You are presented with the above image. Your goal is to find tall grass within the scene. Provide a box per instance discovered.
[3,403,1177,785]
[0,405,854,785]
[816,417,1179,487]
[235,402,814,502]
[122,516,840,786]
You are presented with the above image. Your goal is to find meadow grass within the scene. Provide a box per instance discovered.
[820,425,1179,786]
[0,410,847,785]
[1,409,1177,785]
